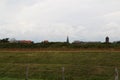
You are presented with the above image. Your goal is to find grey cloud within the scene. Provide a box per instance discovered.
[0,0,120,42]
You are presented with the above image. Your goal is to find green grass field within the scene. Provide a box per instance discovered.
[0,50,120,80]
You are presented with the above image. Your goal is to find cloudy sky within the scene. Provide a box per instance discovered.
[0,0,120,42]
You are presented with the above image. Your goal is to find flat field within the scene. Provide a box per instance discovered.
[0,49,120,80]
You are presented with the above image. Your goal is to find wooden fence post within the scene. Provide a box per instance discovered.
[62,67,65,80]
[25,65,29,80]
[115,67,119,80]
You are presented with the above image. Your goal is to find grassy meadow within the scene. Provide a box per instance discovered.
[0,50,120,80]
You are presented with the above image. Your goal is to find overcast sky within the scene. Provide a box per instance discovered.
[0,0,120,42]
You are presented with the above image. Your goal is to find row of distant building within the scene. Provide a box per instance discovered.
[9,39,33,44]
[9,36,110,44]
[72,36,109,44]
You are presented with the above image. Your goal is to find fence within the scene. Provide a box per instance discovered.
[0,64,119,80]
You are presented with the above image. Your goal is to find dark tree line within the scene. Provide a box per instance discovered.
[0,38,9,43]
[0,42,120,49]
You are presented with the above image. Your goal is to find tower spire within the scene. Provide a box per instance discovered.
[66,36,69,43]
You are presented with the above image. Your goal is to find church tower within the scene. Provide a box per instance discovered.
[66,36,69,43]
